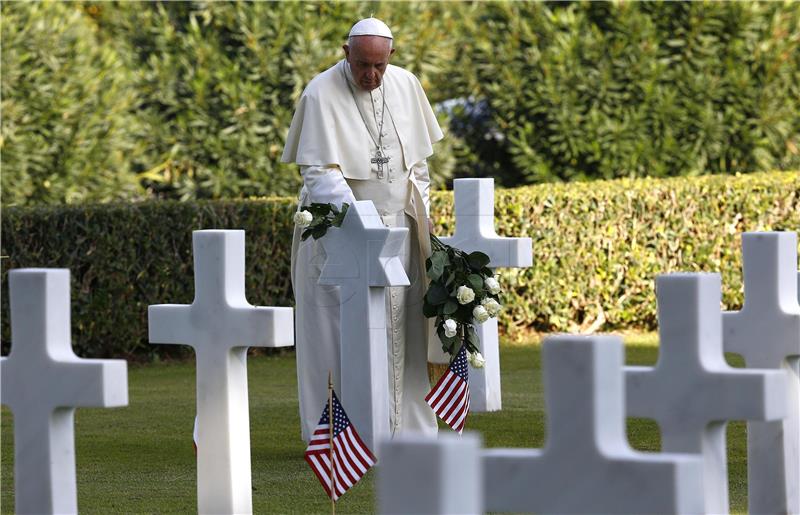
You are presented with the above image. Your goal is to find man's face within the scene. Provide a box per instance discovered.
[343,36,395,91]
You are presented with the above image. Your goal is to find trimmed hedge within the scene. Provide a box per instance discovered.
[2,171,798,358]
[452,170,799,339]
[0,199,296,360]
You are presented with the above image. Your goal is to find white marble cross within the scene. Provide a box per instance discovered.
[722,231,800,515]
[627,273,787,514]
[378,432,483,515]
[318,200,409,454]
[148,230,293,515]
[483,335,705,514]
[0,268,128,515]
[439,178,532,412]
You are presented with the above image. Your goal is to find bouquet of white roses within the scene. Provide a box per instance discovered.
[293,202,349,240]
[423,234,502,367]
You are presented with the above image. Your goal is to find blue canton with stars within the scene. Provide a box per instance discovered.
[451,345,470,381]
[319,392,351,437]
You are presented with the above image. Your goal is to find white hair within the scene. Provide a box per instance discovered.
[348,35,393,50]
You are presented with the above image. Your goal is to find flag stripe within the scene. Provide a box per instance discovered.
[347,425,376,465]
[448,392,469,429]
[434,376,462,417]
[342,427,371,473]
[431,373,460,411]
[441,381,467,422]
[333,449,356,488]
[426,371,457,406]
[339,430,367,477]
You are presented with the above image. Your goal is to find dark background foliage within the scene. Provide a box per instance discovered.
[2,1,799,205]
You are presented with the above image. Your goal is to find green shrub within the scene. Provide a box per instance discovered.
[4,2,797,204]
[454,1,800,184]
[2,171,797,358]
[0,1,146,205]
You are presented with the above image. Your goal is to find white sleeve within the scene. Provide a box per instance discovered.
[412,159,431,216]
[300,165,356,208]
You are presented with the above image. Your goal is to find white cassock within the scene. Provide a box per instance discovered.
[282,59,447,441]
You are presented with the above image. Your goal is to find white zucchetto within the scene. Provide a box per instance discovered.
[348,17,393,40]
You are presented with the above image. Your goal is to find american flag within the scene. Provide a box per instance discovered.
[426,343,471,433]
[304,391,376,501]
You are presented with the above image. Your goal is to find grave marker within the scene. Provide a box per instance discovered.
[722,232,800,515]
[627,273,787,514]
[317,200,410,454]
[1,269,128,514]
[439,178,533,412]
[378,433,483,515]
[148,230,293,515]
[483,335,705,513]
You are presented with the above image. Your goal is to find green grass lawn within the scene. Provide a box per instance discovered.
[1,335,748,514]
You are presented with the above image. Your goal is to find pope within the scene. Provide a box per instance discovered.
[282,17,444,441]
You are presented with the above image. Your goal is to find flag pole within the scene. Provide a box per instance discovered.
[328,370,335,515]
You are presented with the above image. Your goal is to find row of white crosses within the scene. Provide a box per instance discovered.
[1,230,294,514]
[0,180,531,513]
[0,200,417,513]
[379,232,800,515]
[3,190,797,514]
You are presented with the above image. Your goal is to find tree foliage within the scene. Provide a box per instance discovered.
[457,1,800,184]
[1,1,145,205]
[1,1,798,205]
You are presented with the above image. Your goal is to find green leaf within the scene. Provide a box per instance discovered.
[468,251,491,270]
[425,283,449,305]
[427,250,447,281]
[311,225,327,240]
[422,300,439,318]
[467,274,484,293]
[465,325,479,348]
[443,300,458,315]
[331,210,346,227]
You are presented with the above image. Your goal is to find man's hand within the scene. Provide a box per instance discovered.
[428,217,434,233]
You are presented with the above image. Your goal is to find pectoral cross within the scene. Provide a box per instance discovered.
[371,150,390,179]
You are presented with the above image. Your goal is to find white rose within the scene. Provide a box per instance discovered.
[473,305,490,323]
[481,297,502,317]
[293,210,313,228]
[468,351,486,368]
[484,277,501,295]
[456,285,475,305]
[443,318,458,338]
